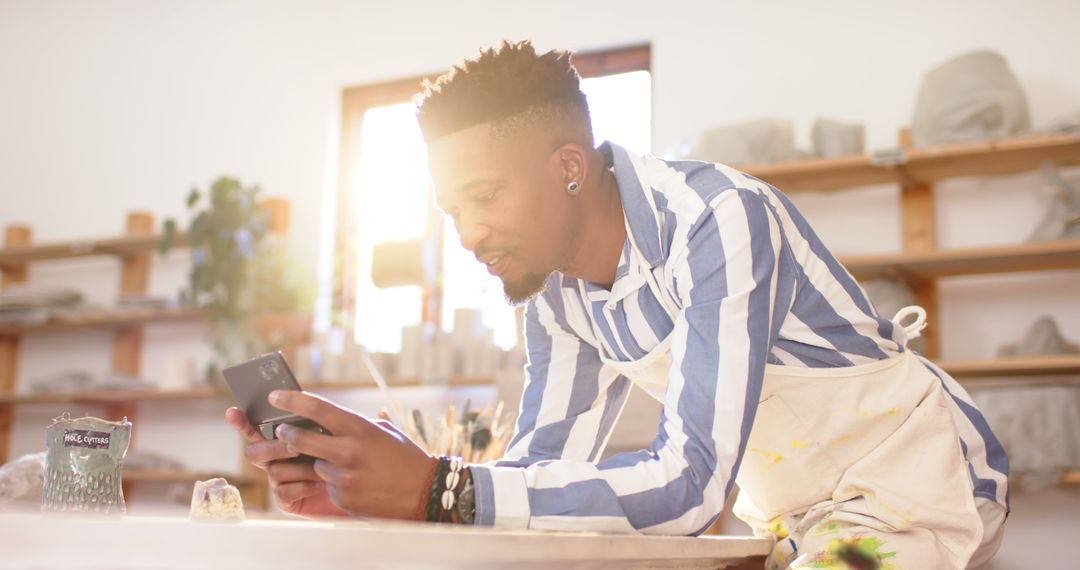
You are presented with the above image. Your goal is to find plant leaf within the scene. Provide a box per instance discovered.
[159,218,177,255]
[189,211,209,246]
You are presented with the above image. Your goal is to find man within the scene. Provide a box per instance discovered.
[226,41,1008,568]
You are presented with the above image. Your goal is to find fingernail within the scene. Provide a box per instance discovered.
[268,391,282,404]
[275,424,289,439]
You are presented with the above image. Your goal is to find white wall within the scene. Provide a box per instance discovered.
[1,0,1078,562]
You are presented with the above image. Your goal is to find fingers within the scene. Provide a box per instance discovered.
[275,424,352,465]
[311,458,344,484]
[225,407,264,444]
[244,439,299,467]
[268,391,371,437]
[273,480,325,506]
[267,461,319,485]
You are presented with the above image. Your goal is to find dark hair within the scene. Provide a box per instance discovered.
[415,40,590,142]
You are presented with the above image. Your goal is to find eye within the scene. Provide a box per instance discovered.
[476,188,498,204]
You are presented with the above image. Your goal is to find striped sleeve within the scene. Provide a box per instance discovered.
[468,285,634,528]
[470,187,782,535]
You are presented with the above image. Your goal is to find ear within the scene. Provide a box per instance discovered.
[554,143,589,189]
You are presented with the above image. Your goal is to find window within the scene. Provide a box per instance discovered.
[329,46,651,352]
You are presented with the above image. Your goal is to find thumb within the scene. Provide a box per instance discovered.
[225,407,265,443]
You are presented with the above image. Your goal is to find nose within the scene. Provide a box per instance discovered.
[455,211,490,254]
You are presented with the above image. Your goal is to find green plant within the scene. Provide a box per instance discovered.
[250,239,316,316]
[160,177,269,380]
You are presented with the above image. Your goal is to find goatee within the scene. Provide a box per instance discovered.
[502,272,550,305]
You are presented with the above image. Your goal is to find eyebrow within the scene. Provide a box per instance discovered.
[454,178,502,195]
[435,178,503,212]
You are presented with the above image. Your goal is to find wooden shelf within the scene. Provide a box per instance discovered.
[306,375,496,391]
[0,307,205,335]
[942,355,1080,379]
[0,233,186,268]
[744,154,892,193]
[123,469,255,486]
[840,239,1080,281]
[1062,470,1080,485]
[0,385,219,406]
[743,132,1080,192]
[0,376,496,406]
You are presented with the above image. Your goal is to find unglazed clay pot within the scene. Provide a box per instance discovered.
[911,50,1030,148]
[42,414,131,514]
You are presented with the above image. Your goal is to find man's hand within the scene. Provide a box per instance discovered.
[267,390,436,521]
[224,406,349,518]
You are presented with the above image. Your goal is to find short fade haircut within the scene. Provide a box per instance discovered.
[415,40,591,144]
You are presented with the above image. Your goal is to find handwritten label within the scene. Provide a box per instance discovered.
[63,429,111,449]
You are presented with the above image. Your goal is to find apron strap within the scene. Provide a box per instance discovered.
[892,305,928,340]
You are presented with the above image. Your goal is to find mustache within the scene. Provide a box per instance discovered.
[472,245,508,259]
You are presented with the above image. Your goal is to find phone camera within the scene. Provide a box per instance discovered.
[258,359,281,382]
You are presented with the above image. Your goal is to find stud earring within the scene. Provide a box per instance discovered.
[566,181,580,195]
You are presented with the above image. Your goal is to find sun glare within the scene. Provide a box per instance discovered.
[351,71,651,351]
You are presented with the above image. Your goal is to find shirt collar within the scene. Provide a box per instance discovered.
[600,141,665,269]
[560,142,663,306]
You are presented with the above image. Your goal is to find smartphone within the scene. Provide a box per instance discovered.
[222,351,329,463]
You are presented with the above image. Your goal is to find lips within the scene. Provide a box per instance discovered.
[479,252,508,276]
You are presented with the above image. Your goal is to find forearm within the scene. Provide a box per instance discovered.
[468,441,727,535]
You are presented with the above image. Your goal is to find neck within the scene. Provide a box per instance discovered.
[559,153,625,289]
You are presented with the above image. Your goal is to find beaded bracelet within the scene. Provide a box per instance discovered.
[425,456,475,524]
[440,457,464,513]
[425,457,451,523]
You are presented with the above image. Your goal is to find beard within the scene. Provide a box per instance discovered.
[501,271,550,305]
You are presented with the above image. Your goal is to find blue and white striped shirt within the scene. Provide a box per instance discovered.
[469,141,1009,535]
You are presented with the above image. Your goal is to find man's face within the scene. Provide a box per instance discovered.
[427,123,574,304]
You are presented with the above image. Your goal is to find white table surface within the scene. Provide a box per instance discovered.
[0,512,771,569]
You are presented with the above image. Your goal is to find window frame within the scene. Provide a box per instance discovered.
[331,44,651,334]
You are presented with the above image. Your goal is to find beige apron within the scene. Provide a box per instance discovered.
[581,234,985,568]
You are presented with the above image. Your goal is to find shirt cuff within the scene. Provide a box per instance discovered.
[468,463,531,529]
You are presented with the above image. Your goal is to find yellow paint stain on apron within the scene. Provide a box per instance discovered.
[845,485,915,528]
[827,434,853,447]
[767,516,789,539]
[856,406,900,417]
[812,522,843,536]
[749,448,784,467]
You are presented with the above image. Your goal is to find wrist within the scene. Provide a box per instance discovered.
[412,455,438,522]
[423,456,476,525]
